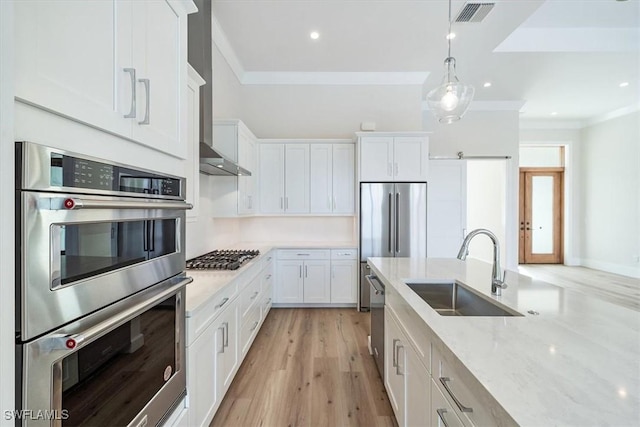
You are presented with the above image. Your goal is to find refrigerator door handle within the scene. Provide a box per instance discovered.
[395,192,400,254]
[388,192,393,253]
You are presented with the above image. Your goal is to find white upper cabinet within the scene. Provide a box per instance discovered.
[310,144,355,214]
[14,0,194,159]
[357,133,429,182]
[186,66,205,221]
[212,120,258,216]
[258,143,310,214]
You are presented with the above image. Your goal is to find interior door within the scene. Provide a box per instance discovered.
[519,169,564,264]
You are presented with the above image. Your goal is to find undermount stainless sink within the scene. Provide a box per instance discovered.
[406,281,523,317]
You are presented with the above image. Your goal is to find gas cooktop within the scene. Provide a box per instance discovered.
[186,249,260,270]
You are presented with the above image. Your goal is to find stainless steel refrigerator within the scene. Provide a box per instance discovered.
[359,182,427,311]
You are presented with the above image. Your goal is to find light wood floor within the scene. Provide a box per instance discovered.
[518,264,640,311]
[211,308,397,427]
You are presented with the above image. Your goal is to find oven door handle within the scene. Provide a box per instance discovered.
[56,197,193,211]
[42,276,192,354]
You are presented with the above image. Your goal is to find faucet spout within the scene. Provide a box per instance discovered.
[456,229,507,296]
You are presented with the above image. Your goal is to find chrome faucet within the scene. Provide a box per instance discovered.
[456,229,507,296]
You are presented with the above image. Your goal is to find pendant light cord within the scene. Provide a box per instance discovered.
[447,0,452,58]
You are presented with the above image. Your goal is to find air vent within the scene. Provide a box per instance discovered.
[455,2,495,23]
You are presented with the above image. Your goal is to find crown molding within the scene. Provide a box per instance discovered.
[211,13,245,83]
[585,103,640,127]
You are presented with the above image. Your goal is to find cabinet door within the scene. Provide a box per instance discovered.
[309,144,333,213]
[393,137,429,181]
[284,144,310,213]
[238,135,257,214]
[332,144,355,213]
[186,67,204,221]
[14,0,132,138]
[131,0,184,157]
[303,260,331,303]
[359,137,393,181]
[187,322,219,427]
[275,261,304,303]
[259,144,285,213]
[330,260,357,303]
[216,303,239,394]
[385,312,406,426]
[406,345,430,427]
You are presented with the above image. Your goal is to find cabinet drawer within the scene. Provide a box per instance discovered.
[261,283,273,319]
[262,265,274,290]
[433,345,508,427]
[187,282,238,346]
[240,303,261,357]
[277,249,330,260]
[330,248,357,260]
[262,251,275,265]
[240,275,261,322]
[431,379,466,427]
[387,297,432,373]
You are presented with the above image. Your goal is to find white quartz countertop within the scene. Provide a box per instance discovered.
[185,242,357,316]
[367,257,640,427]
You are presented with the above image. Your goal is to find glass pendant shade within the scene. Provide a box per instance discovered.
[426,57,475,124]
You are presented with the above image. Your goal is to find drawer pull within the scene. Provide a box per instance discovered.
[395,344,404,376]
[215,297,229,309]
[265,274,272,280]
[436,409,451,427]
[250,291,259,300]
[297,253,310,256]
[392,339,400,367]
[440,377,473,413]
[250,321,259,332]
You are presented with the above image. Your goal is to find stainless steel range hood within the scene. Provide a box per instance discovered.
[199,143,251,176]
[189,0,251,177]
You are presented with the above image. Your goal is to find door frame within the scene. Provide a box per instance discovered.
[519,167,564,264]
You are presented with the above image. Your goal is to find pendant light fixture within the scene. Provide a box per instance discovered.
[426,0,475,124]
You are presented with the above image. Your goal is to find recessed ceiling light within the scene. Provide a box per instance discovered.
[483,82,492,88]
[619,82,629,88]
[551,112,558,116]
[216,165,224,168]
[446,32,456,40]
[310,31,320,40]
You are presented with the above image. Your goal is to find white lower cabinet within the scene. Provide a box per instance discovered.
[275,259,331,303]
[330,249,358,304]
[188,300,237,427]
[302,260,331,302]
[385,305,431,427]
[276,260,305,303]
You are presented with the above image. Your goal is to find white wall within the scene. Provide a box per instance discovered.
[185,174,241,258]
[424,110,520,270]
[579,111,640,278]
[238,217,357,244]
[0,1,14,423]
[466,161,507,267]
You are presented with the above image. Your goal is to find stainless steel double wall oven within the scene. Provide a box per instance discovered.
[15,142,192,427]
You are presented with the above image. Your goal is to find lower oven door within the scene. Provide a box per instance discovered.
[17,274,191,427]
[18,191,190,341]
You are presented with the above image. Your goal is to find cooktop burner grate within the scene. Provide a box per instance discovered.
[186,249,260,270]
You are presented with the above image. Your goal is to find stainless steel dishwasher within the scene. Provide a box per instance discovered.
[366,273,385,379]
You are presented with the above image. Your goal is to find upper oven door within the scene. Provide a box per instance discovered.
[18,192,190,341]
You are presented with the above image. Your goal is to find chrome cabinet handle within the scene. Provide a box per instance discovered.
[250,291,259,300]
[250,321,259,332]
[285,197,289,210]
[436,409,450,427]
[304,265,308,278]
[265,274,272,280]
[123,68,136,118]
[224,322,229,348]
[138,78,150,125]
[280,197,283,210]
[215,297,229,309]
[333,196,336,211]
[395,344,404,375]
[299,265,302,278]
[439,377,473,413]
[218,326,225,353]
[392,339,399,367]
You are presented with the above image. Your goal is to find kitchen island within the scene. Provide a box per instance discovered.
[368,257,640,426]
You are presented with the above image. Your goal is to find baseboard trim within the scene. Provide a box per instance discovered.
[579,258,640,279]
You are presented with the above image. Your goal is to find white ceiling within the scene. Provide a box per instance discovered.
[212,0,640,120]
